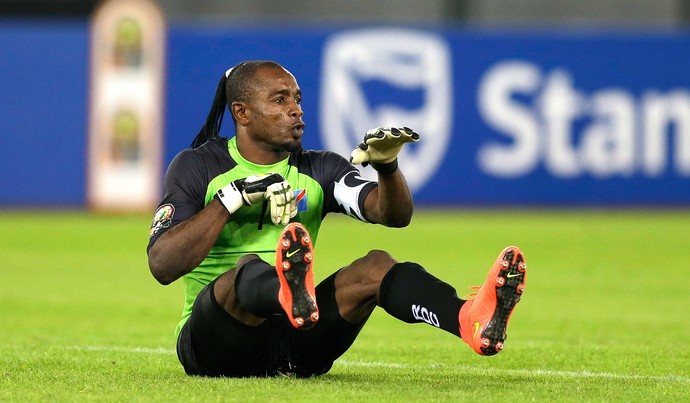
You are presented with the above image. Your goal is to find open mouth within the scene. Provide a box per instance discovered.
[291,123,305,135]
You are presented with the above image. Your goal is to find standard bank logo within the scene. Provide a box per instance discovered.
[320,28,453,192]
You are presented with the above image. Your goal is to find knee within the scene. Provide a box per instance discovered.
[236,254,261,270]
[338,250,398,291]
[361,249,398,278]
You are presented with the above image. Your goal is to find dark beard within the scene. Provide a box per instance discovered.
[281,138,303,153]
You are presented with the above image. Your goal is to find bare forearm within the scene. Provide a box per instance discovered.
[148,200,230,284]
[365,169,414,227]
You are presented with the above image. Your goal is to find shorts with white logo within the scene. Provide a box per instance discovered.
[176,270,369,378]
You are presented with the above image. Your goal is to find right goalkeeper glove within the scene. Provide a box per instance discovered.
[350,127,420,172]
[216,173,297,225]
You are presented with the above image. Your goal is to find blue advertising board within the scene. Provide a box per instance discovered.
[0,21,88,206]
[2,22,690,206]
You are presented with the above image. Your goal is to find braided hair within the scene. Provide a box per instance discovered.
[190,60,285,148]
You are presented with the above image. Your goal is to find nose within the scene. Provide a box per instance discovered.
[289,100,303,118]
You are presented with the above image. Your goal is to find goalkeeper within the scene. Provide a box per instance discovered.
[147,60,527,377]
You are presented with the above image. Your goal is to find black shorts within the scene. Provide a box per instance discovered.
[176,270,370,378]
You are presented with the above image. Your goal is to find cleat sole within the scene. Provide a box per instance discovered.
[479,248,526,355]
[276,223,319,330]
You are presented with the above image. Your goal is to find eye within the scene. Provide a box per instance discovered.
[295,96,302,105]
[274,96,285,103]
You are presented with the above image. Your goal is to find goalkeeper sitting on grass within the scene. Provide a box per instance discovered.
[146,60,527,377]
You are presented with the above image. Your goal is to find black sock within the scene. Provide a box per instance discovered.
[234,259,282,317]
[379,262,465,338]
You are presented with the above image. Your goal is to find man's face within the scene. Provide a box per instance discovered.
[242,66,305,153]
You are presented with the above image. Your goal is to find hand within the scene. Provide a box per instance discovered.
[350,127,420,167]
[265,181,298,225]
[216,173,297,224]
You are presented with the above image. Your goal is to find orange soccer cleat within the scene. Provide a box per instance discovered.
[458,246,527,356]
[275,222,319,330]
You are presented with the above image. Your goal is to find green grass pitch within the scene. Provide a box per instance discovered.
[1,209,689,401]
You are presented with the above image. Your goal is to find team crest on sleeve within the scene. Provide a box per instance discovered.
[295,189,308,213]
[150,204,174,237]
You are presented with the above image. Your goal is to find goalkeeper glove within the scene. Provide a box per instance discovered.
[216,173,297,225]
[265,180,298,225]
[349,127,420,173]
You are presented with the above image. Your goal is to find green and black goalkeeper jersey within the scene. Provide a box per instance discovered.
[147,137,377,335]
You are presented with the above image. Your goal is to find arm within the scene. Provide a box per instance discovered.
[350,127,419,227]
[147,172,296,285]
[148,199,229,285]
[362,168,413,227]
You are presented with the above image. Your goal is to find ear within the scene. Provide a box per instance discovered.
[231,102,250,126]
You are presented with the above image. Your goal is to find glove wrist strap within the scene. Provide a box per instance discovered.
[216,182,245,214]
[370,159,398,174]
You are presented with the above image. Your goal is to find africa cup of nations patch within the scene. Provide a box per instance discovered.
[150,204,174,237]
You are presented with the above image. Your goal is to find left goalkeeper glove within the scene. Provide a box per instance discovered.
[216,173,297,225]
[265,181,298,225]
[349,127,420,171]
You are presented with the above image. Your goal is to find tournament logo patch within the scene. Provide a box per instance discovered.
[295,189,308,213]
[150,203,174,237]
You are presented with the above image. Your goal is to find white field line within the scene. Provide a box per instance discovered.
[337,360,690,384]
[54,345,689,384]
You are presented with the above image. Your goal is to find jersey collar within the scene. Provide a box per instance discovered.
[228,137,290,173]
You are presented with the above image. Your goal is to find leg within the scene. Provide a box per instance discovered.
[220,222,321,330]
[176,277,284,377]
[333,249,398,322]
[213,254,273,326]
[287,250,398,377]
[320,249,468,337]
[215,221,320,328]
[291,267,377,377]
[176,223,321,377]
[330,245,528,356]
[290,248,465,376]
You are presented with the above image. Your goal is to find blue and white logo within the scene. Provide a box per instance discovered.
[320,28,453,192]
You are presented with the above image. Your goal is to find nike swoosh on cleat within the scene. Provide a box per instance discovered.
[506,272,522,278]
[286,249,299,258]
[473,321,481,339]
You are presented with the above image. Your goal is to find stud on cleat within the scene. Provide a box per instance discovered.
[301,236,310,246]
[295,317,304,326]
[501,261,509,269]
[282,262,291,270]
[281,239,291,248]
[310,312,319,322]
[517,284,525,294]
[481,338,490,347]
[518,262,527,272]
[496,342,504,351]
[496,277,505,286]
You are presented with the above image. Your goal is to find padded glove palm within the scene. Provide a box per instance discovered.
[350,127,420,167]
